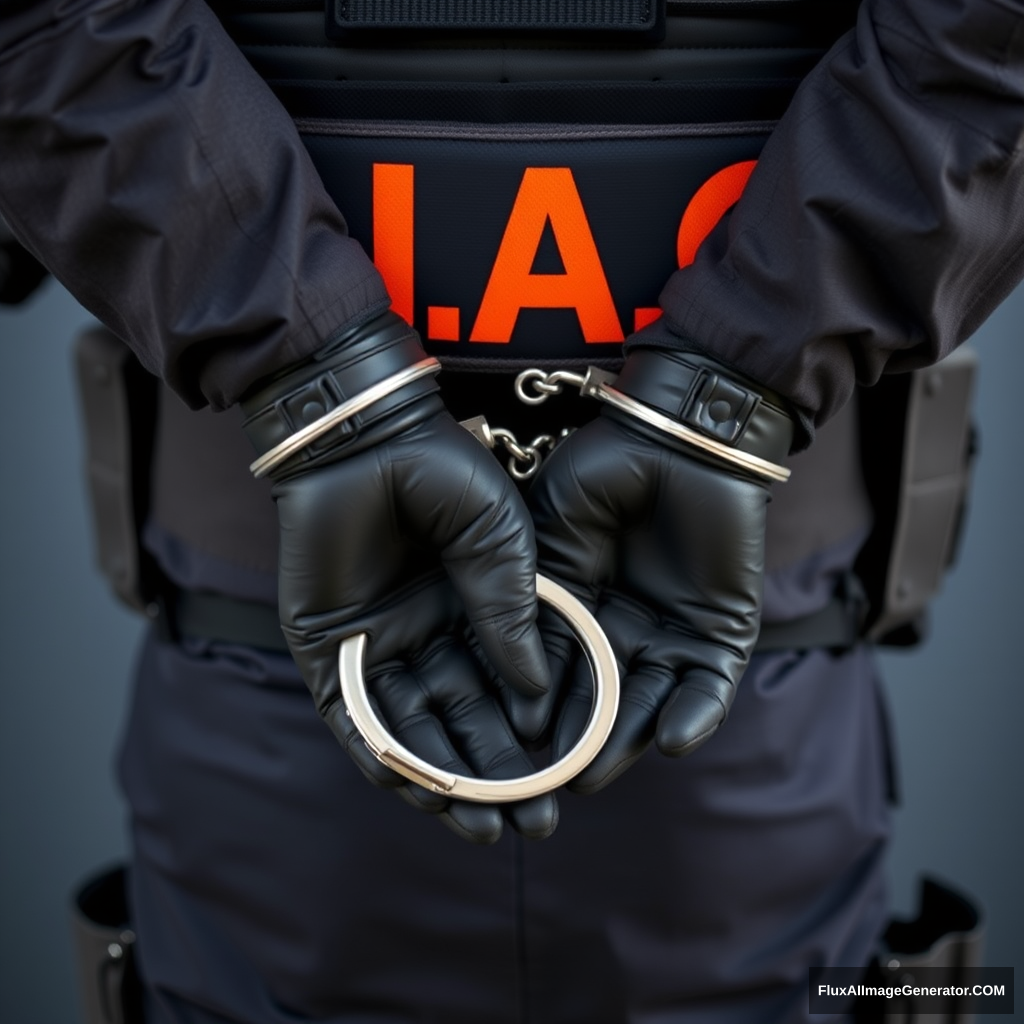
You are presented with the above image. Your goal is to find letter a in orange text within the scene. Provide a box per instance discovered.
[470,168,623,343]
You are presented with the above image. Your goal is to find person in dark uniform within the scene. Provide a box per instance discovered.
[1,0,1022,1021]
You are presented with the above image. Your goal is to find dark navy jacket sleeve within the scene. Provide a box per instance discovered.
[0,0,390,409]
[632,0,1024,446]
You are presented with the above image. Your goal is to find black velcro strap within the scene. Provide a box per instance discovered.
[329,0,661,32]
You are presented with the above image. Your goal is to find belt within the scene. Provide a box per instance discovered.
[159,575,868,657]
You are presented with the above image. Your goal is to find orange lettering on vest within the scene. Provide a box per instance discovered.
[634,308,662,331]
[676,160,757,269]
[427,305,460,341]
[372,163,415,323]
[470,167,623,344]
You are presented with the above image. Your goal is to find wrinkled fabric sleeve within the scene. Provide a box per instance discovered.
[0,0,390,409]
[631,0,1024,447]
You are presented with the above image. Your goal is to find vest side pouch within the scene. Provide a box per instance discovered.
[855,348,979,646]
[73,325,161,614]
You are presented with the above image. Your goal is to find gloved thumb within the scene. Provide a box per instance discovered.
[655,670,732,757]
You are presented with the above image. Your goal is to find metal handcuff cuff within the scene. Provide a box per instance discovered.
[251,358,789,802]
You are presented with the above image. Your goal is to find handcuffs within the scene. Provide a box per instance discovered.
[252,360,789,801]
[339,573,617,802]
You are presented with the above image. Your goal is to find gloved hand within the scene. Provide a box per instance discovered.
[242,312,556,843]
[528,348,794,792]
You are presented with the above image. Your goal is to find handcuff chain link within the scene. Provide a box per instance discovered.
[490,428,558,481]
[504,364,790,483]
[461,366,591,480]
[514,368,588,406]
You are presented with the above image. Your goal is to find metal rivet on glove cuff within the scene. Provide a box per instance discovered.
[249,357,441,479]
[582,369,791,483]
[338,575,620,802]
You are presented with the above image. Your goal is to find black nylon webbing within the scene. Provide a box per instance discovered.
[332,0,657,30]
[162,584,866,655]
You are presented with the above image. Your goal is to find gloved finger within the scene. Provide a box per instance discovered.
[281,608,434,797]
[392,419,551,699]
[320,691,409,791]
[558,659,676,795]
[655,669,732,757]
[475,602,567,745]
[565,666,731,790]
[525,422,652,744]
[372,639,557,842]
[443,491,550,701]
[505,792,560,841]
[537,599,578,685]
[552,595,706,793]
[369,657,505,842]
[529,418,653,604]
[626,454,765,679]
[500,684,559,748]
[602,588,741,758]
[392,781,460,820]
[436,801,504,846]
[408,640,559,840]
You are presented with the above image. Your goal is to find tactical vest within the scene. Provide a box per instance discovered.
[77,1,977,651]
[211,0,861,374]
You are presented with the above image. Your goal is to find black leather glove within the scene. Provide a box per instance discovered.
[242,312,556,843]
[528,348,794,792]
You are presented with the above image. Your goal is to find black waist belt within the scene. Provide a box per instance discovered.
[161,590,289,655]
[160,581,867,657]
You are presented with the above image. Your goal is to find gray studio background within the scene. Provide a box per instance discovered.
[1,278,1022,1023]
